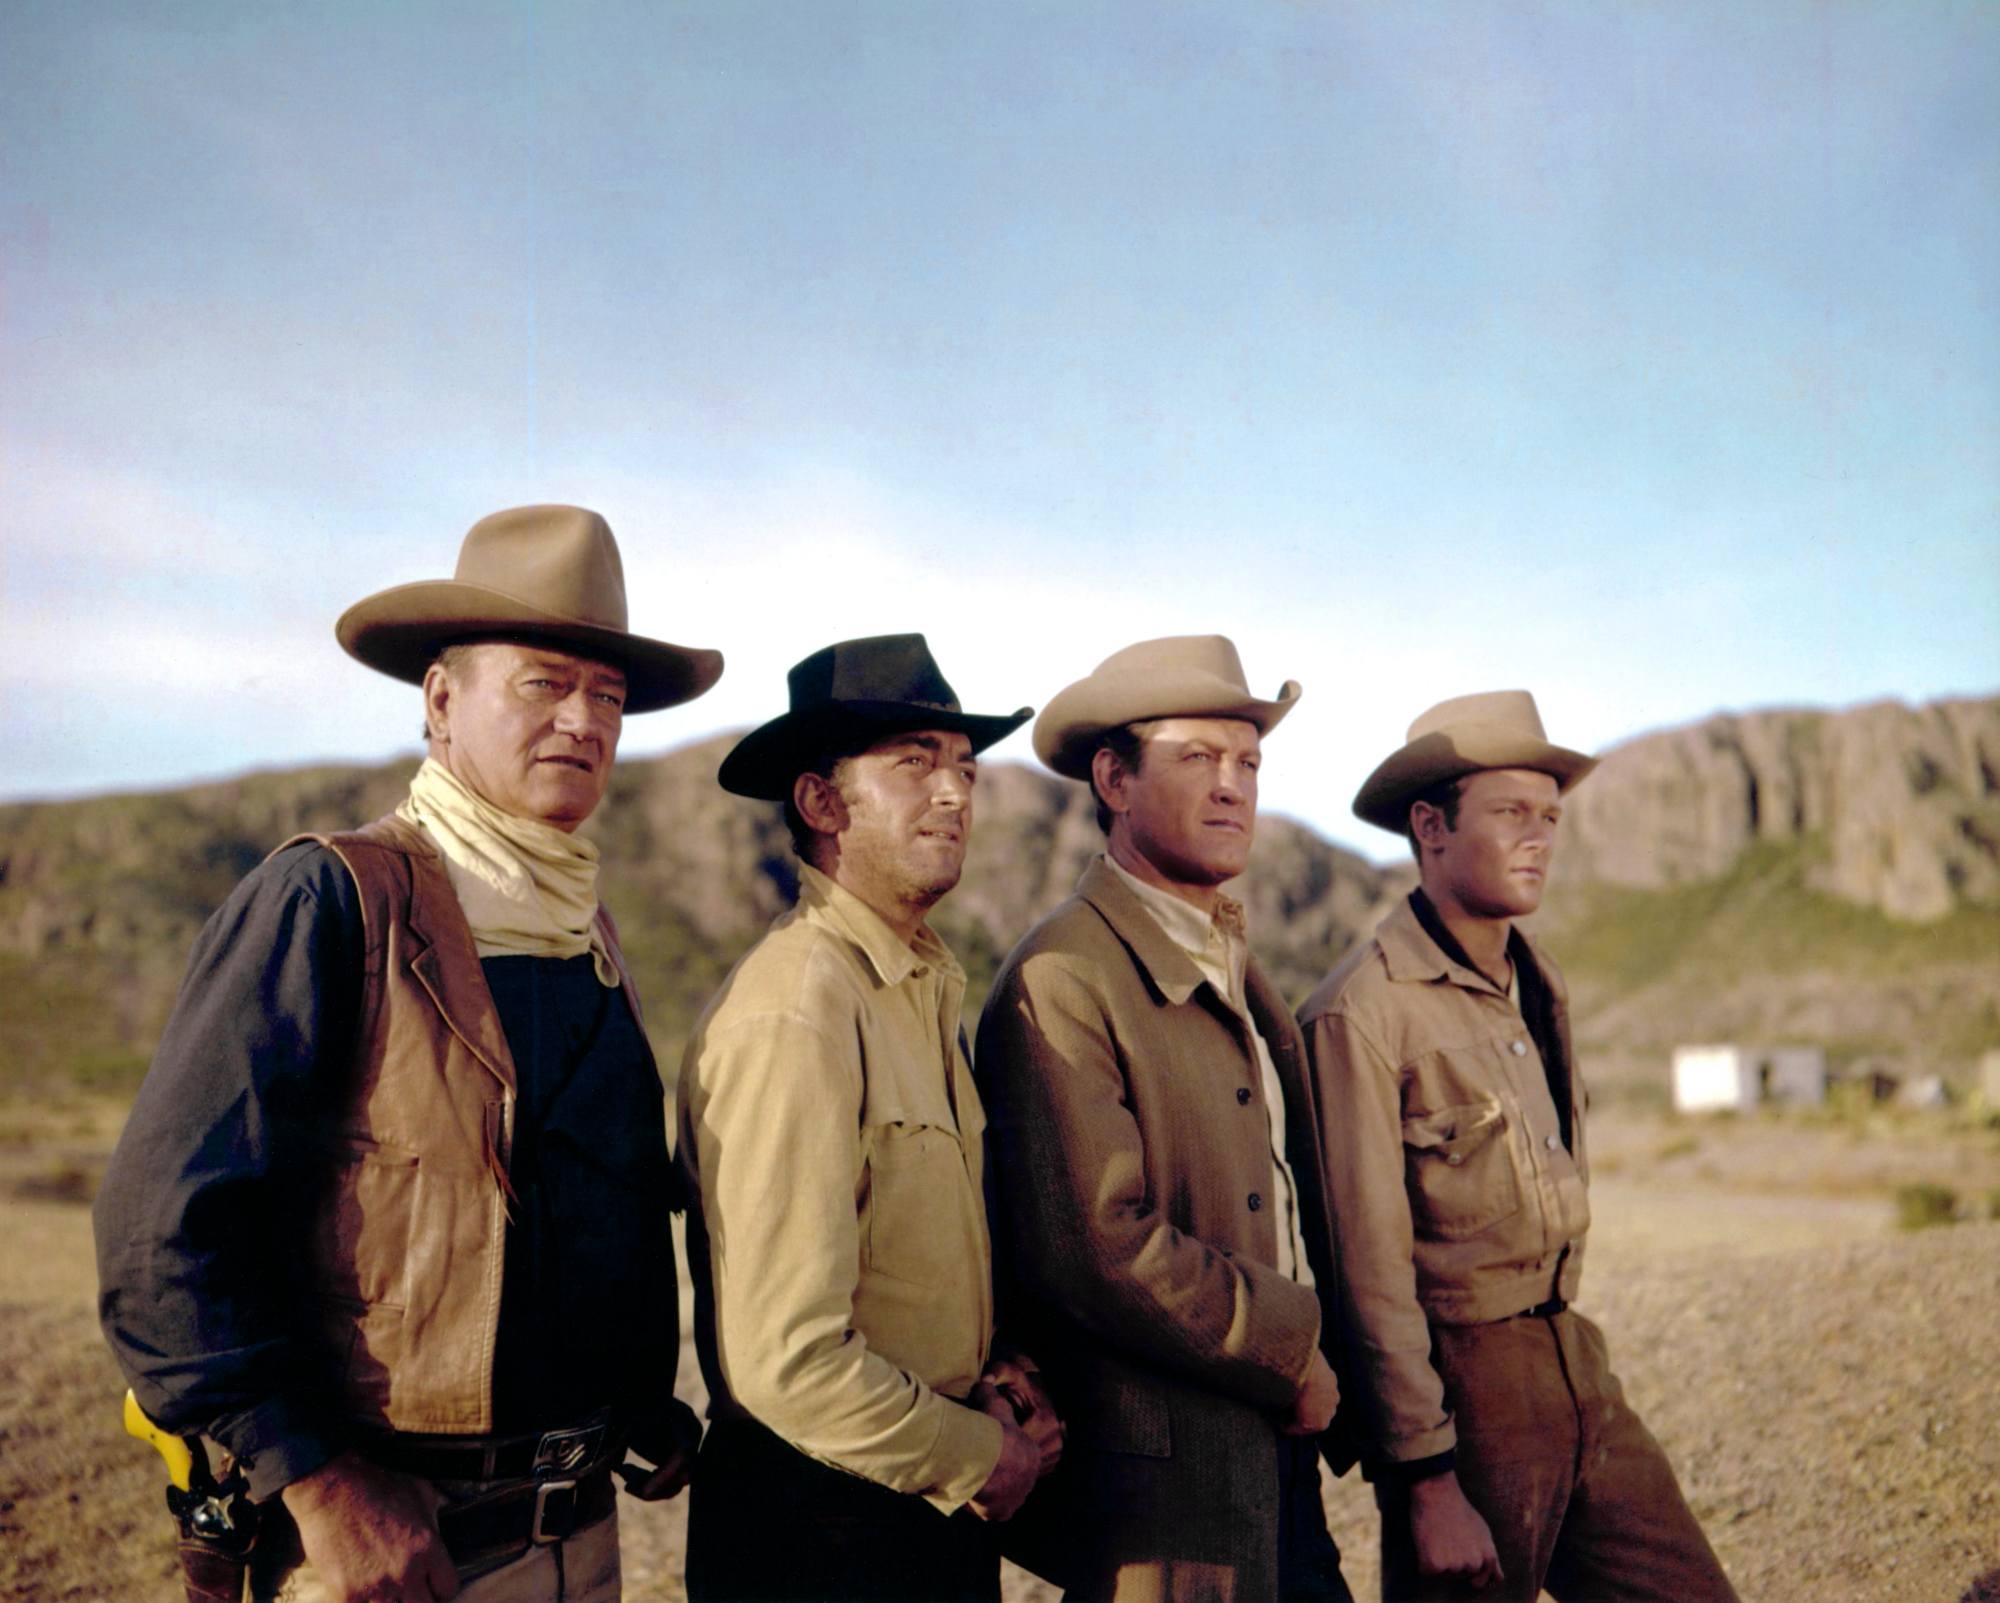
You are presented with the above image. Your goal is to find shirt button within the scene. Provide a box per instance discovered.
[1445,1153,1464,1166]
[1236,1087,1253,1106]
[1248,1192,1263,1212]
[1511,1040,1528,1056]
[1545,1133,1559,1150]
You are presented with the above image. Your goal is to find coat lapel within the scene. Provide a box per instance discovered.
[1075,857,1210,1008]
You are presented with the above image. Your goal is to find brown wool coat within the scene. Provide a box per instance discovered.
[976,859,1349,1603]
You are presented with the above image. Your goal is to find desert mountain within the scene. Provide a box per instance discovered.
[1560,696,2000,922]
[2,695,1995,1097]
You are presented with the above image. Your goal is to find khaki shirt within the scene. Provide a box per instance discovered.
[678,864,1002,1508]
[1298,896,1589,1464]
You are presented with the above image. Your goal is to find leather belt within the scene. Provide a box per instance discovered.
[369,1414,617,1483]
[437,1465,617,1570]
[360,1413,625,1573]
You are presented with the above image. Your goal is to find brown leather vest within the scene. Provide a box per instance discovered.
[290,813,646,1435]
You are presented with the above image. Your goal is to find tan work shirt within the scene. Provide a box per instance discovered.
[678,864,1003,1509]
[1104,855,1315,1288]
[1298,895,1590,1464]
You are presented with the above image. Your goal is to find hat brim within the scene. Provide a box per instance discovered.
[336,580,723,714]
[1352,724,1598,834]
[718,701,1034,801]
[1033,669,1302,780]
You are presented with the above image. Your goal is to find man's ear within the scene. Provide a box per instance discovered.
[1090,746,1131,822]
[793,770,850,839]
[422,663,453,745]
[1409,799,1448,852]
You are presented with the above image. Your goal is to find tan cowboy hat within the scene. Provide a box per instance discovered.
[1352,689,1597,833]
[336,504,723,714]
[719,634,1031,800]
[1033,635,1301,780]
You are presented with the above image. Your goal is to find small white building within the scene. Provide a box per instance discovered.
[1672,1044,1827,1114]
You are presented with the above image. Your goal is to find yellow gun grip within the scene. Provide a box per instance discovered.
[123,1389,195,1492]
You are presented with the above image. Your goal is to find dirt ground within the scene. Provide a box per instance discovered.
[4,1100,1997,1603]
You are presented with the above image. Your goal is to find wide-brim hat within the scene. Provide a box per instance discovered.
[336,504,723,714]
[1033,635,1301,781]
[1352,689,1597,833]
[718,633,1032,800]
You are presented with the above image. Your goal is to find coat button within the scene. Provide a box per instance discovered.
[1237,1087,1253,1106]
[1545,1133,1559,1150]
[1511,1040,1528,1056]
[1248,1192,1263,1211]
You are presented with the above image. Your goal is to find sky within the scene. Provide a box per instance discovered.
[4,1,1996,859]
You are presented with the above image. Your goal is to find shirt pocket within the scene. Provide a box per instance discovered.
[1401,1101,1523,1242]
[860,1121,966,1290]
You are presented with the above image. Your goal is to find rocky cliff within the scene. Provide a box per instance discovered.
[1558,696,2000,923]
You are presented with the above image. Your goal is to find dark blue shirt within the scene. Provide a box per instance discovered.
[93,842,677,1501]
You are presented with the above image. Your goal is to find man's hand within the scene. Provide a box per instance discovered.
[967,1403,1041,1523]
[973,1353,1064,1477]
[1408,1470,1504,1589]
[1281,1348,1339,1437]
[619,1396,703,1501]
[279,1450,459,1602]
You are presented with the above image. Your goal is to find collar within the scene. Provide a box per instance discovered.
[796,862,961,990]
[1075,855,1212,1006]
[1102,854,1246,959]
[1377,891,1560,1004]
[1375,892,1499,993]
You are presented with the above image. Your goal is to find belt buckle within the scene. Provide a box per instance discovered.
[532,1421,605,1476]
[530,1477,580,1545]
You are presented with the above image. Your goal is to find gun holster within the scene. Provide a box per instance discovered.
[124,1391,260,1603]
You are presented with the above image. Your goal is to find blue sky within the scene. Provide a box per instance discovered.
[4,1,1995,857]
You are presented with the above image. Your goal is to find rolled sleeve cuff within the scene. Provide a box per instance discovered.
[920,1401,1006,1515]
[1366,1415,1459,1475]
[207,1395,343,1503]
[1365,1447,1457,1485]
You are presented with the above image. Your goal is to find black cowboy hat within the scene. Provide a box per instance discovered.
[718,634,1032,801]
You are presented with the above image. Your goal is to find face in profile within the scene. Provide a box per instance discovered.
[1418,767,1563,919]
[427,641,626,830]
[1102,716,1262,890]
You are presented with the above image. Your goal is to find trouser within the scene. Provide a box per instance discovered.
[1034,1431,1350,1603]
[686,1415,1000,1603]
[250,1473,621,1603]
[1276,1435,1354,1603]
[1374,1309,1737,1603]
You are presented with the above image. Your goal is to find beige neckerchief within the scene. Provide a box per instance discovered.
[396,757,618,987]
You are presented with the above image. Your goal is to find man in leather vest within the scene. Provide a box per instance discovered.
[93,505,721,1603]
[1299,691,1738,1603]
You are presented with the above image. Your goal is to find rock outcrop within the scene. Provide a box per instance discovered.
[1559,696,2000,922]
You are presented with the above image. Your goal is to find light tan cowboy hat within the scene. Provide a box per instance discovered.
[1033,635,1301,781]
[335,504,723,714]
[1352,689,1597,833]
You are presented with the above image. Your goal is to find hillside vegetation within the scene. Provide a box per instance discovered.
[3,695,1997,1097]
